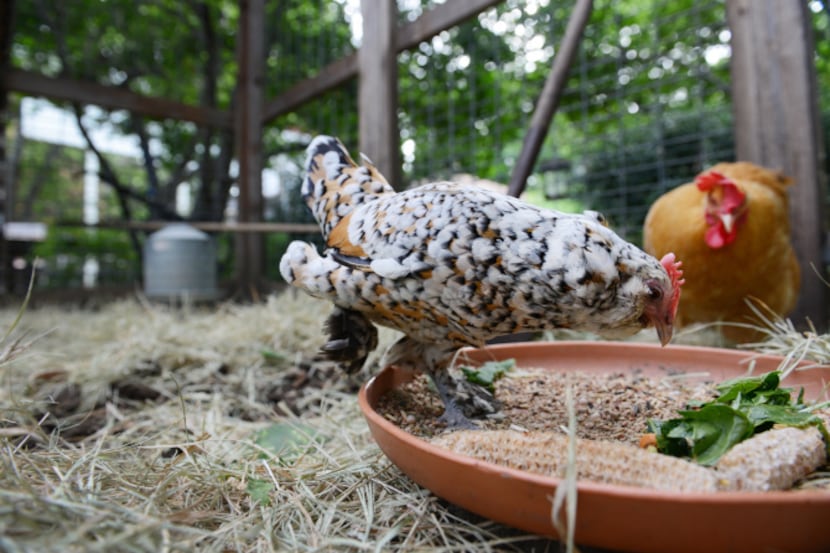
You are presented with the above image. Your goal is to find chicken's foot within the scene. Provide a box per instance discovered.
[430,369,500,430]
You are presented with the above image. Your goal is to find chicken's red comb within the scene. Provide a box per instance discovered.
[695,170,745,216]
[659,252,684,318]
[695,170,730,191]
[695,171,737,192]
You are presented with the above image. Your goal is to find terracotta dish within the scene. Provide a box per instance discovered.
[358,341,830,553]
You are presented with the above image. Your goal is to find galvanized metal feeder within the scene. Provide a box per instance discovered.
[143,224,220,301]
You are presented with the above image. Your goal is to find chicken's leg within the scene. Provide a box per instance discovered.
[430,369,487,429]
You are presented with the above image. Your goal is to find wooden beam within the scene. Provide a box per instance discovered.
[396,0,503,52]
[0,0,14,294]
[262,0,502,125]
[508,0,592,197]
[56,219,319,234]
[359,0,401,187]
[6,68,232,128]
[7,1,503,134]
[234,0,266,294]
[262,53,358,123]
[727,0,828,331]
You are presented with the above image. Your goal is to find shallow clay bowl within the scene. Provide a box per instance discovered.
[358,341,830,553]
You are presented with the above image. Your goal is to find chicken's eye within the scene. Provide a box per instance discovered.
[647,284,663,300]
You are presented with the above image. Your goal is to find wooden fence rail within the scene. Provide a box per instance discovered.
[56,219,319,234]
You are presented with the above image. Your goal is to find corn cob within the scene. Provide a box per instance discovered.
[431,429,719,492]
[715,426,827,491]
[433,426,828,492]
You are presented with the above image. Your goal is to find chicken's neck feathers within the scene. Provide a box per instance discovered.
[302,135,395,239]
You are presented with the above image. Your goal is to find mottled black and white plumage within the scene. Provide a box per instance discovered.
[280,136,683,426]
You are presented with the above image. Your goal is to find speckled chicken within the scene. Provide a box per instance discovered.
[280,136,683,426]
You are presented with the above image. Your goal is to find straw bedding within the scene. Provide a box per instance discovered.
[0,292,557,552]
[1,291,828,551]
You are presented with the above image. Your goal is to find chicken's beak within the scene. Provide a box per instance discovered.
[719,213,735,234]
[655,318,673,347]
[645,270,681,347]
[642,307,674,346]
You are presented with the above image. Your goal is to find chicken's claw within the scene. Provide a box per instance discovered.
[320,307,378,374]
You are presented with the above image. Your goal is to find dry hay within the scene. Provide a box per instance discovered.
[1,289,828,552]
[0,291,549,552]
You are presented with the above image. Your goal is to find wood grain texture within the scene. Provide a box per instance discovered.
[727,0,828,330]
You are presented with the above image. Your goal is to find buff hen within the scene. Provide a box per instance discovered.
[643,162,800,342]
[281,136,684,426]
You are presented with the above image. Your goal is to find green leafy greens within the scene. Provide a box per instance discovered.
[648,371,830,466]
[461,359,515,392]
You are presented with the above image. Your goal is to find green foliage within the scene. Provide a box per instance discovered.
[14,1,239,106]
[649,403,753,466]
[398,1,536,183]
[246,422,323,504]
[10,0,830,288]
[714,371,790,405]
[260,348,290,367]
[648,371,830,465]
[522,184,584,213]
[574,110,734,238]
[12,136,85,221]
[543,0,736,236]
[265,1,354,95]
[12,0,357,228]
[245,478,273,506]
[395,0,741,239]
[461,358,515,392]
[32,228,140,287]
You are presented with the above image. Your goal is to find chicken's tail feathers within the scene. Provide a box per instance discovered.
[280,241,336,295]
[302,135,395,239]
[279,240,369,307]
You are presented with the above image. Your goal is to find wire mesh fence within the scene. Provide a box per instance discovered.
[398,0,735,241]
[5,0,829,293]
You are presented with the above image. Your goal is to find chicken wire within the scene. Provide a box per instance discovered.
[263,84,359,281]
[265,0,357,97]
[398,0,735,242]
[6,0,830,292]
[814,1,830,221]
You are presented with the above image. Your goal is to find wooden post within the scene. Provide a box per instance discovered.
[234,0,265,296]
[727,0,828,331]
[262,0,502,124]
[359,0,401,188]
[507,0,592,198]
[0,0,15,294]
